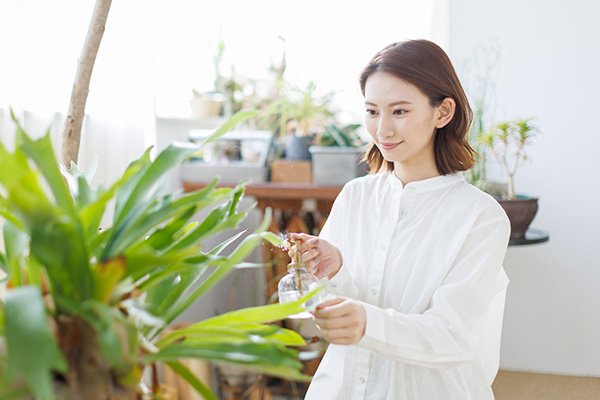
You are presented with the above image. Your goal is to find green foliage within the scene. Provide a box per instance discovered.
[0,110,311,398]
[277,81,336,138]
[315,123,363,147]
[478,118,539,198]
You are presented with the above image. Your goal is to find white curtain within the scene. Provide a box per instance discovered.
[0,0,155,188]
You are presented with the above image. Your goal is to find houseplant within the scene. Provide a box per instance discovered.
[0,110,316,400]
[478,117,540,239]
[309,122,368,185]
[276,81,336,161]
[266,81,336,183]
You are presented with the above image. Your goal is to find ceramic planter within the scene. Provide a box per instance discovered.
[496,196,539,239]
[309,146,367,186]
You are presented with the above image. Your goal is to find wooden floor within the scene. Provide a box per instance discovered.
[493,370,600,400]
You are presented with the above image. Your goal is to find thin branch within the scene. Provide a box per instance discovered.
[61,0,112,167]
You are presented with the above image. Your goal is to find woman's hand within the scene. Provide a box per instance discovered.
[312,297,366,345]
[288,233,343,279]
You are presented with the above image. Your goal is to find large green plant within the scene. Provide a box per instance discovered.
[0,110,315,400]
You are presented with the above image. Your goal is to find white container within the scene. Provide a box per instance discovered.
[309,146,367,186]
[189,92,226,118]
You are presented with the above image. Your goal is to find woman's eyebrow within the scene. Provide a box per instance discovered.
[365,100,413,106]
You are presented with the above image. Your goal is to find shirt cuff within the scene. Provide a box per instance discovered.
[320,263,358,298]
[357,301,386,350]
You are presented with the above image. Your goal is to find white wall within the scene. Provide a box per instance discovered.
[450,0,600,376]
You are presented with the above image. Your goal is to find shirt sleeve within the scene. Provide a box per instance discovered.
[356,214,510,368]
[318,184,360,299]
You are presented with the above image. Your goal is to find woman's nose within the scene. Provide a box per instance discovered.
[377,116,395,139]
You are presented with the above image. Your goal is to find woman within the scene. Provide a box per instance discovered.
[292,40,510,399]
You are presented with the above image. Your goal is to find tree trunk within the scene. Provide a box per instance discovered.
[55,315,137,400]
[61,0,112,167]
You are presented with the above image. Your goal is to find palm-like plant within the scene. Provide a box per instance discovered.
[478,118,539,199]
[0,110,314,400]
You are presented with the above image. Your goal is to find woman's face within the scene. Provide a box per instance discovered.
[364,72,447,177]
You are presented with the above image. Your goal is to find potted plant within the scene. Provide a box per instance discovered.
[309,122,368,186]
[278,81,336,160]
[266,81,336,183]
[478,117,540,239]
[0,111,317,399]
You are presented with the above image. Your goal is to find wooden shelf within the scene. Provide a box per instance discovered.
[183,181,342,201]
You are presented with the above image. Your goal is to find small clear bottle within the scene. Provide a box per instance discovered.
[278,238,324,319]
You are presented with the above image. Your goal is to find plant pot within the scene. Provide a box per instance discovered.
[285,135,313,160]
[496,196,539,239]
[217,364,260,387]
[309,146,367,186]
[189,92,226,118]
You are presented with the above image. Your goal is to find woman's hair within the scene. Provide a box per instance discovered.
[359,40,475,175]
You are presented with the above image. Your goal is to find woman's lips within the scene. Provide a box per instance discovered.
[379,142,401,150]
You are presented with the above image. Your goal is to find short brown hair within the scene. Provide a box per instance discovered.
[359,40,475,175]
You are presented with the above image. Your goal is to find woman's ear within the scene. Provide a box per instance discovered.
[435,97,456,129]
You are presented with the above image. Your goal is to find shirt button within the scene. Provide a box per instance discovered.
[370,288,377,295]
[400,209,407,216]
[359,376,366,384]
[408,186,415,191]
[380,244,386,251]
[330,283,338,289]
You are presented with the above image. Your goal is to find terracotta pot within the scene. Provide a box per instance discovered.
[496,196,539,239]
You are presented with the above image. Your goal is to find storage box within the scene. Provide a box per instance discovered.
[270,160,313,183]
[309,146,367,185]
[183,129,272,184]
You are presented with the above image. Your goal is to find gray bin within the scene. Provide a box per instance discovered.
[309,146,367,186]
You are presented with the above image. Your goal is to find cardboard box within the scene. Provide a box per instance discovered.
[270,160,313,183]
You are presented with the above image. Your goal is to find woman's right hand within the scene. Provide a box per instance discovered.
[287,233,343,279]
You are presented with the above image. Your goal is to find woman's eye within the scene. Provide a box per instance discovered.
[393,109,406,115]
[366,109,377,116]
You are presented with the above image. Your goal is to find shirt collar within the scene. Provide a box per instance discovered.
[386,171,465,193]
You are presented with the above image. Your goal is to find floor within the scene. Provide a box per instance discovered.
[492,370,600,400]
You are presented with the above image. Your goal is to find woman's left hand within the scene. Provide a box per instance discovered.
[312,297,366,345]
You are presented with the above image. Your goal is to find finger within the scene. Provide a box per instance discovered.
[301,247,319,262]
[306,258,319,274]
[313,297,345,318]
[315,296,344,311]
[289,232,315,245]
[313,315,355,330]
[315,301,354,319]
[298,236,321,252]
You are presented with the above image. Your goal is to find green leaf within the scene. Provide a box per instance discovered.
[16,129,75,214]
[165,361,218,400]
[78,160,144,241]
[92,257,126,303]
[201,110,260,147]
[157,323,305,349]
[161,211,276,325]
[30,216,93,303]
[112,147,153,226]
[60,156,98,208]
[3,220,28,286]
[197,289,321,329]
[144,340,308,382]
[113,144,198,228]
[4,286,67,400]
[0,387,30,400]
[103,172,226,260]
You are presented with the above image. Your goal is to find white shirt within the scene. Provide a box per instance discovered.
[305,172,510,400]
